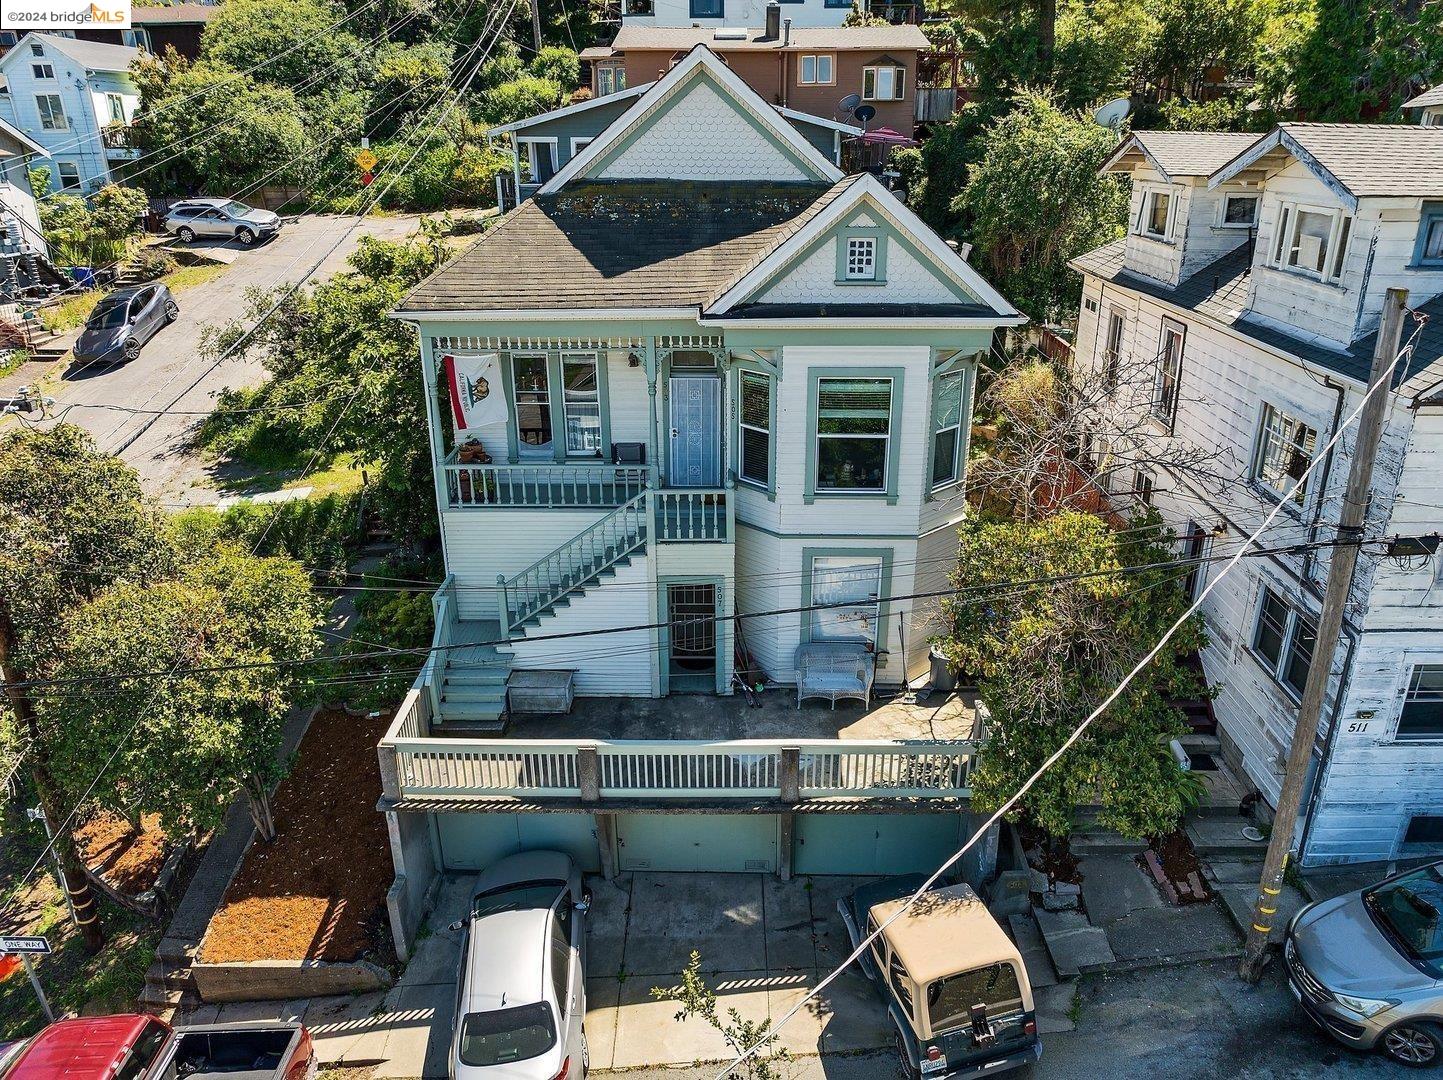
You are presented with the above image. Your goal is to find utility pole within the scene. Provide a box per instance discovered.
[530,0,542,56]
[1239,287,1410,982]
[0,600,105,954]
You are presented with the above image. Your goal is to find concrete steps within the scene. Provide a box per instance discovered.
[1184,815,1270,858]
[138,937,200,1014]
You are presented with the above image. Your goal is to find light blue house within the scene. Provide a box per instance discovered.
[378,45,1025,956]
[0,34,141,194]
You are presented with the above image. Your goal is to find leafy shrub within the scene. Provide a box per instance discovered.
[325,553,440,708]
[172,490,362,577]
[130,247,180,282]
[479,75,563,127]
[530,45,580,89]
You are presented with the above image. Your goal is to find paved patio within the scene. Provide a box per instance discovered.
[506,687,983,743]
[180,866,1071,1077]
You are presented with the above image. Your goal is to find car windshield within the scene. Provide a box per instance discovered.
[457,1003,556,1067]
[221,200,253,216]
[88,302,128,330]
[1366,864,1443,973]
[473,880,565,919]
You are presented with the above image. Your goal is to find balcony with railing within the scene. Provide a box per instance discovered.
[101,123,141,158]
[378,680,985,810]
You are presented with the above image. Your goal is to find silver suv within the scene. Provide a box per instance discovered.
[1286,859,1443,1066]
[164,198,281,245]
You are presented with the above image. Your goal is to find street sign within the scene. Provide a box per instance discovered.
[0,936,51,954]
[354,149,378,173]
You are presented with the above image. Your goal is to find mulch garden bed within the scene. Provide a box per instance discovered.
[75,811,169,895]
[200,707,393,965]
[1141,829,1213,904]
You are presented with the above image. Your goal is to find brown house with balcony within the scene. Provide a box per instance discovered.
[584,20,928,135]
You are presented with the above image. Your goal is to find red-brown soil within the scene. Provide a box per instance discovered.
[200,707,393,964]
[74,811,168,895]
[1143,829,1213,904]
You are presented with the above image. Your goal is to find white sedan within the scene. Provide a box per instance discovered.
[451,851,590,1080]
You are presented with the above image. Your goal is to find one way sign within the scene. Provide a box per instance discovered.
[0,936,51,954]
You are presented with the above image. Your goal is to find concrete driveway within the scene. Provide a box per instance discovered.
[30,213,420,505]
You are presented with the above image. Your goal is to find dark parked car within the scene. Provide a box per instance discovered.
[71,284,179,365]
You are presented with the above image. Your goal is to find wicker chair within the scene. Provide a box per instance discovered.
[795,642,875,709]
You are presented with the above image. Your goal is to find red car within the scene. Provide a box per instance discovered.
[1,1015,314,1080]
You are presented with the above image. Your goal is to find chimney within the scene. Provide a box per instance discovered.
[764,1,780,40]
[783,16,791,45]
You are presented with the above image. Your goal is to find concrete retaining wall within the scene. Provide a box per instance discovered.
[192,958,392,1003]
[385,809,440,962]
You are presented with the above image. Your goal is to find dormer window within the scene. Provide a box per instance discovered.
[1413,203,1443,267]
[1221,193,1259,228]
[1272,203,1350,282]
[1137,187,1175,242]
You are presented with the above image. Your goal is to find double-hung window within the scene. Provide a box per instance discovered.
[738,370,772,488]
[1133,469,1154,506]
[1252,403,1317,506]
[511,354,553,458]
[596,63,625,96]
[810,555,883,644]
[862,65,905,101]
[1139,188,1173,240]
[1414,203,1443,267]
[1252,585,1318,697]
[56,162,80,190]
[561,353,601,456]
[930,370,964,488]
[1102,308,1125,385]
[106,93,126,124]
[35,93,66,130]
[1152,320,1184,425]
[815,377,891,492]
[1274,204,1351,281]
[1398,665,1443,741]
[799,54,834,85]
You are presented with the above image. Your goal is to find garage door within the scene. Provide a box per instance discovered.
[793,813,964,876]
[436,813,602,872]
[616,813,778,872]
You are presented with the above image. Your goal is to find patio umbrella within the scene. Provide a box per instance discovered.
[860,127,918,147]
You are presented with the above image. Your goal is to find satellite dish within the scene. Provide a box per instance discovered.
[838,93,862,112]
[1093,97,1132,131]
[854,104,876,124]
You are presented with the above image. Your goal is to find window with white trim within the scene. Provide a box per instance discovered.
[596,63,625,96]
[32,63,53,79]
[30,41,43,56]
[1152,320,1184,425]
[1252,403,1317,506]
[518,139,557,183]
[1103,308,1125,384]
[1221,193,1259,227]
[511,354,552,458]
[1273,203,1351,281]
[56,161,80,190]
[1398,664,1443,741]
[930,370,963,488]
[1138,187,1173,240]
[738,370,771,488]
[845,236,877,280]
[862,65,905,101]
[810,555,883,644]
[1252,585,1317,697]
[799,54,834,85]
[815,377,891,492]
[35,93,65,130]
[561,353,601,456]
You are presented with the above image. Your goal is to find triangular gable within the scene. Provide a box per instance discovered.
[1101,133,1173,181]
[707,173,1023,319]
[539,46,841,194]
[1207,127,1359,211]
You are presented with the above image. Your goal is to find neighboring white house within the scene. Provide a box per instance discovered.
[1405,84,1443,127]
[0,34,141,194]
[0,112,49,277]
[376,44,1022,954]
[1071,124,1443,869]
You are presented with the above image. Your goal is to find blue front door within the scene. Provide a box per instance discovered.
[668,376,721,487]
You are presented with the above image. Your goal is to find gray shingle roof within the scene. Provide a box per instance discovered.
[1120,131,1260,178]
[1404,84,1443,109]
[610,25,928,52]
[29,33,140,72]
[398,178,859,313]
[1264,123,1443,199]
[1071,239,1443,387]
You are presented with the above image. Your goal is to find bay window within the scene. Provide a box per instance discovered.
[815,377,892,493]
[930,371,963,488]
[862,65,905,101]
[738,370,772,488]
[1274,203,1351,281]
[561,353,601,456]
[1252,403,1317,506]
[810,555,883,644]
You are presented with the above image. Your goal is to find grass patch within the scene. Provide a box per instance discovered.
[0,350,27,378]
[208,452,368,498]
[161,261,229,292]
[39,289,104,333]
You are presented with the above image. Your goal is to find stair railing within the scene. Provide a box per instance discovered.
[499,491,649,634]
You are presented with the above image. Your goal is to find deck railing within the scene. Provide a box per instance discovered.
[653,486,733,543]
[378,737,977,803]
[444,461,650,508]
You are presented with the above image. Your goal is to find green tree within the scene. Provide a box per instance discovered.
[1289,0,1443,120]
[479,74,565,126]
[937,511,1208,840]
[651,952,790,1080]
[199,0,366,96]
[958,90,1127,322]
[529,45,580,90]
[370,39,456,139]
[41,543,323,839]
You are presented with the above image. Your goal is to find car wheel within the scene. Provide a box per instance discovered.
[123,339,140,361]
[1381,1022,1443,1068]
[164,301,179,322]
[894,1030,920,1080]
[177,226,195,243]
[236,227,256,246]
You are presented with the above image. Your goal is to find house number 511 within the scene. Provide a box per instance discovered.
[1346,720,1371,734]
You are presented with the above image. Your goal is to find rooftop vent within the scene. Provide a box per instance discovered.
[714,25,748,38]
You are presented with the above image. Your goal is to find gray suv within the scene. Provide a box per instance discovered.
[164,198,281,245]
[1286,859,1443,1066]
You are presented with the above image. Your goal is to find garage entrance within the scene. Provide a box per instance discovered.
[436,812,602,872]
[616,813,778,872]
[793,813,965,876]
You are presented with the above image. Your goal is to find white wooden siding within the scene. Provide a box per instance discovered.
[607,349,651,445]
[755,232,966,306]
[442,507,610,621]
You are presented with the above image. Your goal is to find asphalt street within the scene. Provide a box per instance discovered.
[32,213,421,506]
